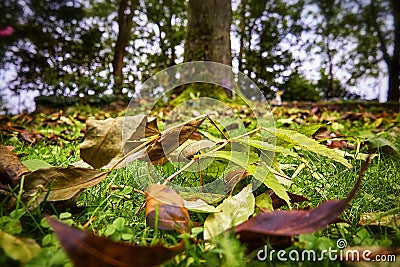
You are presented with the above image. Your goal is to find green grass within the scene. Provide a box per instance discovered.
[0,104,399,266]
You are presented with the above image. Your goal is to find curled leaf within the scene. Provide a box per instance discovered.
[24,167,108,203]
[145,184,191,232]
[0,144,30,187]
[234,155,372,247]
[81,115,148,169]
[142,116,206,164]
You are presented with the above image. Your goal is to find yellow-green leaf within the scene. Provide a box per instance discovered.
[274,128,352,168]
[204,184,255,240]
[0,230,40,263]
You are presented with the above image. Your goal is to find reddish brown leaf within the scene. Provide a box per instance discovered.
[142,116,206,165]
[9,126,44,144]
[326,140,354,149]
[24,131,44,143]
[0,143,31,187]
[269,190,309,209]
[235,197,352,237]
[234,155,372,247]
[146,184,191,233]
[47,216,184,267]
[313,127,340,140]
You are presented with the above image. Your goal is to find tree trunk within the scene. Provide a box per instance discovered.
[238,0,247,72]
[326,39,335,98]
[387,0,400,101]
[112,0,138,95]
[184,0,232,65]
[387,63,400,101]
[180,0,232,97]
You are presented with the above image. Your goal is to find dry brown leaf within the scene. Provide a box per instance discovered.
[23,167,108,203]
[81,115,149,169]
[145,184,191,233]
[141,116,206,165]
[47,216,184,267]
[0,143,31,187]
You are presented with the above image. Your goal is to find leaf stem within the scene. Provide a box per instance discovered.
[206,115,229,140]
[109,135,160,172]
[162,158,197,185]
[231,127,261,140]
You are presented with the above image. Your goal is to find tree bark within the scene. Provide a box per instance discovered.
[238,0,247,72]
[180,0,232,97]
[112,0,138,95]
[387,0,400,101]
[184,0,232,65]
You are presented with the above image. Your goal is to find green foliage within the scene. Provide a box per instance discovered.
[136,0,186,80]
[234,0,305,98]
[0,104,399,266]
[0,0,108,96]
[203,185,255,240]
[306,0,399,100]
[281,72,322,102]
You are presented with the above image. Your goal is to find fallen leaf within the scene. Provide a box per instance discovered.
[47,216,184,267]
[23,167,109,203]
[326,139,353,149]
[145,184,191,232]
[273,128,353,168]
[234,155,372,248]
[0,229,41,263]
[183,199,221,213]
[20,129,44,144]
[270,190,309,209]
[0,143,31,187]
[81,115,148,169]
[235,199,351,247]
[204,184,255,240]
[168,139,215,163]
[142,116,206,164]
[312,127,339,140]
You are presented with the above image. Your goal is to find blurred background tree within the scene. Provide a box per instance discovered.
[281,70,321,102]
[0,0,107,97]
[233,0,305,99]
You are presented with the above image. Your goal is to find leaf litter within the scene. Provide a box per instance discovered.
[0,107,389,265]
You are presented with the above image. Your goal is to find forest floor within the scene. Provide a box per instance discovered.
[0,100,399,266]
